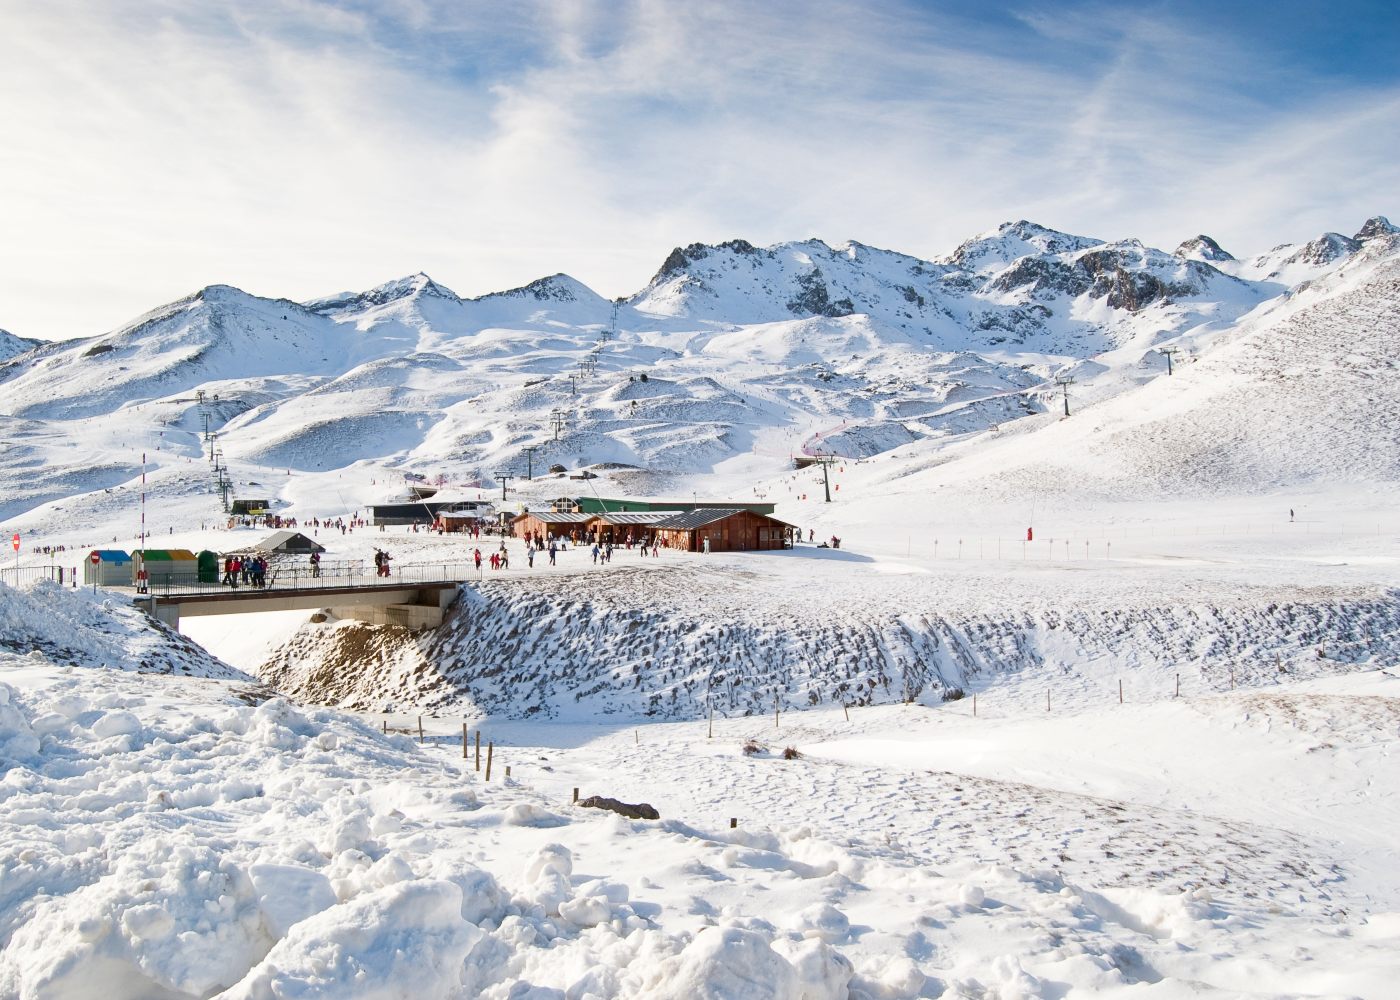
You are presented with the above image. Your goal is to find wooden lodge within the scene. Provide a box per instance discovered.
[651,508,794,553]
[511,510,595,543]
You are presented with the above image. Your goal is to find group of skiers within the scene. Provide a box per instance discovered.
[221,554,271,588]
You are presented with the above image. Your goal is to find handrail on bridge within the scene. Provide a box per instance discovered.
[139,562,477,598]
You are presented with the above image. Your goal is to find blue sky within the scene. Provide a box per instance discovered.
[1,0,1397,340]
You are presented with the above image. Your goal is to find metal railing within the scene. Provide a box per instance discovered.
[0,565,68,588]
[138,560,479,598]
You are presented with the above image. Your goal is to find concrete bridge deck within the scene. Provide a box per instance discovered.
[133,562,476,630]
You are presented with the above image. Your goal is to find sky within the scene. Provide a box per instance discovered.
[1,0,1397,342]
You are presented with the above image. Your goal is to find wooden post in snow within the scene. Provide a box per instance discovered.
[1175,673,1180,698]
[462,723,468,758]
[1118,679,1123,704]
[475,731,481,771]
[573,787,579,803]
[485,742,494,782]
[973,693,977,717]
[843,704,849,722]
[730,817,737,829]
[708,701,713,739]
[418,716,424,743]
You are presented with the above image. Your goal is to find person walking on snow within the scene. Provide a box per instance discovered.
[548,541,557,566]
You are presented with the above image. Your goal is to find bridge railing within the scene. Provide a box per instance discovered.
[140,561,478,597]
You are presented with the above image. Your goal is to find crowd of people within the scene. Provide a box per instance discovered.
[220,554,271,588]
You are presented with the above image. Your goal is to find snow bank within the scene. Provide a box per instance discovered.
[0,579,248,680]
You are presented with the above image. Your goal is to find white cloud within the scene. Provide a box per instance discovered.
[0,0,1395,341]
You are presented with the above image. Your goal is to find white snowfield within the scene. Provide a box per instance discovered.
[2,583,1399,999]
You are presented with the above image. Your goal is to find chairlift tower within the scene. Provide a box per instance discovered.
[522,446,539,479]
[1055,375,1075,417]
[493,473,514,503]
[550,409,567,441]
[1160,346,1181,375]
[811,453,838,503]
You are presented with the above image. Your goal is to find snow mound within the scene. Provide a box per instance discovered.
[0,580,248,679]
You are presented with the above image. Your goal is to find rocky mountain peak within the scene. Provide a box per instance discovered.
[945,220,1102,272]
[484,273,599,304]
[1174,235,1235,262]
[1354,216,1398,242]
[306,272,460,315]
[653,240,761,282]
[1288,233,1361,267]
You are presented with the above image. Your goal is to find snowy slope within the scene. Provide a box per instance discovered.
[3,604,1398,998]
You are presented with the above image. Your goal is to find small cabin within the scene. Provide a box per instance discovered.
[84,550,133,586]
[250,531,325,555]
[133,549,198,587]
[230,498,274,516]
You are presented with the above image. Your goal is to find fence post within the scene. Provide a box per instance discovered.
[475,731,481,771]
[462,723,468,758]
[485,742,493,781]
[1118,679,1123,704]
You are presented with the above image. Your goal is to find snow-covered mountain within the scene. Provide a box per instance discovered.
[0,327,42,362]
[0,215,1396,526]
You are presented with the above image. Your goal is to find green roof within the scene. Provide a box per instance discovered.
[571,497,775,515]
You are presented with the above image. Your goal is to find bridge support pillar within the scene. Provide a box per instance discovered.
[142,598,181,631]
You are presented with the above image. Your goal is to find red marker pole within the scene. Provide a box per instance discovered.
[11,531,18,582]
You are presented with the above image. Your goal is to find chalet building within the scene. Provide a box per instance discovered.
[587,511,680,546]
[651,509,794,553]
[369,499,493,527]
[248,531,325,555]
[511,510,595,542]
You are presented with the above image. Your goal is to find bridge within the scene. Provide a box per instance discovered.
[133,561,478,631]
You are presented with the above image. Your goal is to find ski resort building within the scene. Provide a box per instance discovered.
[586,511,681,547]
[83,550,133,586]
[133,549,198,586]
[511,510,595,542]
[567,496,777,515]
[651,509,794,553]
[247,531,325,555]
